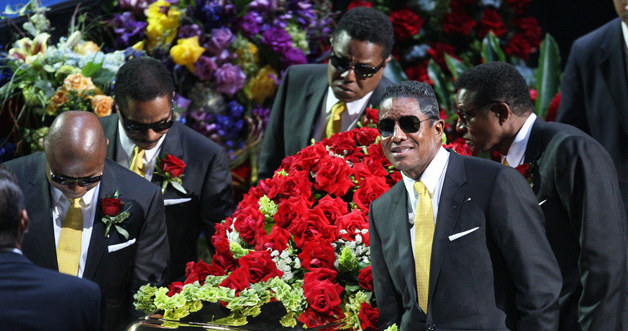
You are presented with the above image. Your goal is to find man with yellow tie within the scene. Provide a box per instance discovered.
[3,111,169,331]
[258,7,393,179]
[369,81,562,330]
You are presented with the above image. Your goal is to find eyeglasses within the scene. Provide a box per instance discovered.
[49,170,103,187]
[118,105,174,133]
[330,48,386,79]
[456,101,505,125]
[377,116,430,137]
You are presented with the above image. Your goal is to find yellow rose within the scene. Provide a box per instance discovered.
[170,36,205,72]
[63,73,96,96]
[145,0,181,50]
[90,95,114,117]
[236,41,259,66]
[46,90,69,115]
[245,65,278,105]
[74,41,100,55]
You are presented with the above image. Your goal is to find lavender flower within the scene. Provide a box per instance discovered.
[206,28,235,56]
[253,105,271,127]
[213,63,246,97]
[118,0,156,11]
[178,24,203,40]
[194,55,217,80]
[282,47,307,67]
[237,13,260,37]
[109,12,147,47]
[261,27,292,53]
[248,0,278,13]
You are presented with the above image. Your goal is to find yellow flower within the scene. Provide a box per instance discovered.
[245,65,279,105]
[132,40,145,51]
[170,36,205,72]
[90,95,114,117]
[63,73,96,96]
[8,33,50,64]
[74,41,100,55]
[236,41,259,66]
[145,0,181,51]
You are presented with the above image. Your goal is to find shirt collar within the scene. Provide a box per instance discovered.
[325,87,374,116]
[117,118,167,162]
[504,113,537,167]
[622,20,628,50]
[51,182,100,207]
[402,146,449,198]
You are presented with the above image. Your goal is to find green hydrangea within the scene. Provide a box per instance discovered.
[133,284,158,313]
[230,241,251,259]
[338,245,358,272]
[286,24,309,53]
[258,195,277,222]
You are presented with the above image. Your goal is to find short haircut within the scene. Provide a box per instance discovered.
[380,80,441,121]
[455,62,534,116]
[113,57,174,113]
[0,166,23,246]
[333,7,394,59]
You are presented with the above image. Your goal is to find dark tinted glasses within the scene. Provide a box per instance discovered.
[377,116,430,137]
[119,106,174,133]
[50,170,103,187]
[330,48,385,79]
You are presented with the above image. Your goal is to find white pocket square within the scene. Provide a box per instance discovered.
[164,198,192,206]
[448,227,480,241]
[108,238,137,253]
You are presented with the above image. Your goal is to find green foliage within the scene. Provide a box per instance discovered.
[534,34,561,118]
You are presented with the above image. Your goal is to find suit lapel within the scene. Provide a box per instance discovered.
[428,152,467,308]
[598,19,628,135]
[524,119,547,194]
[297,71,328,148]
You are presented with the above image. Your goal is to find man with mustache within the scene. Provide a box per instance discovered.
[258,7,393,179]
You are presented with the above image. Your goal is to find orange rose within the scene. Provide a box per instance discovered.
[63,73,96,95]
[91,95,114,117]
[46,90,69,115]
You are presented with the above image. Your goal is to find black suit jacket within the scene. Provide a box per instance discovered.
[369,151,562,331]
[258,63,392,179]
[525,119,627,330]
[556,18,628,211]
[4,153,169,331]
[0,251,101,331]
[100,115,235,283]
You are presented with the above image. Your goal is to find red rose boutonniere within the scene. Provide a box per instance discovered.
[358,107,379,128]
[101,190,130,239]
[515,162,534,187]
[155,154,187,194]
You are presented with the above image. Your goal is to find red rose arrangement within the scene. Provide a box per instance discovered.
[100,190,130,238]
[155,154,187,194]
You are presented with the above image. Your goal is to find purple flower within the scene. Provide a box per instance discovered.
[237,13,260,36]
[179,24,203,40]
[282,47,307,67]
[195,1,235,29]
[206,28,235,56]
[119,0,155,11]
[194,56,218,80]
[109,12,147,47]
[261,27,292,53]
[213,63,246,97]
[253,105,271,127]
[248,0,278,13]
[174,94,191,110]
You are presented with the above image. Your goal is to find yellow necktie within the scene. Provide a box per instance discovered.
[57,198,83,275]
[130,146,146,177]
[325,101,347,138]
[502,158,510,167]
[414,181,435,313]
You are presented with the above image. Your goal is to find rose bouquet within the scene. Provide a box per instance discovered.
[134,125,402,330]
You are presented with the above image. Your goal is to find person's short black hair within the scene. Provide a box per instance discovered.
[380,81,440,121]
[113,57,174,113]
[455,62,534,116]
[0,166,23,247]
[333,7,394,59]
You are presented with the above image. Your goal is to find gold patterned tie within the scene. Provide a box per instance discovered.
[130,146,146,177]
[414,181,435,313]
[325,101,347,138]
[502,158,510,167]
[57,198,83,275]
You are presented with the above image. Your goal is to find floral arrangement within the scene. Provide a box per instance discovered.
[134,124,402,330]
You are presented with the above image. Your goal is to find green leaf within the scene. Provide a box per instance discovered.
[444,53,468,80]
[481,31,506,63]
[170,181,187,194]
[427,59,452,111]
[81,61,103,78]
[382,57,408,84]
[115,225,130,240]
[534,34,561,119]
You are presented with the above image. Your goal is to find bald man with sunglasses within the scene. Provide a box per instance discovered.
[3,111,169,331]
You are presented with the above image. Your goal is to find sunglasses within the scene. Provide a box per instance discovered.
[50,170,103,187]
[118,106,174,133]
[330,48,385,79]
[377,116,430,137]
[456,101,506,126]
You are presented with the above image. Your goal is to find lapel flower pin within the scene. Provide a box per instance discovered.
[101,189,131,239]
[155,154,187,194]
[515,162,534,187]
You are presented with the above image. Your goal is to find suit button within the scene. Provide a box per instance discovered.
[427,324,436,331]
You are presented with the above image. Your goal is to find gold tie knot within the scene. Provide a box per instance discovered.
[130,146,146,177]
[414,181,431,199]
[71,197,81,208]
[502,158,510,167]
[325,101,347,138]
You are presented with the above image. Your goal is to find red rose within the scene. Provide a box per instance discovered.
[442,10,476,36]
[389,8,424,41]
[477,9,507,38]
[274,195,309,228]
[504,0,532,14]
[354,127,380,147]
[239,250,283,283]
[404,61,429,83]
[353,176,390,212]
[504,33,533,61]
[160,154,186,177]
[302,279,344,316]
[313,157,354,197]
[545,92,561,122]
[304,267,337,284]
[346,0,372,10]
[101,198,123,216]
[233,206,266,245]
[358,302,379,331]
[529,89,538,102]
[358,265,374,291]
[336,210,369,241]
[255,226,292,252]
[515,163,531,178]
[322,133,360,159]
[515,17,542,47]
[297,305,345,329]
[312,195,348,226]
[212,250,238,272]
[443,138,472,156]
[268,170,312,201]
[298,240,336,271]
[280,144,327,173]
[219,266,250,294]
[167,281,183,297]
[289,209,337,248]
[362,107,379,126]
[427,42,456,69]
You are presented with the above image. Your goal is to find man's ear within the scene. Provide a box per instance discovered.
[492,102,511,125]
[20,209,29,234]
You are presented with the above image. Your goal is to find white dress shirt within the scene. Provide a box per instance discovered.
[402,147,450,255]
[622,20,628,50]
[116,119,166,181]
[311,87,374,141]
[51,183,100,278]
[502,113,537,167]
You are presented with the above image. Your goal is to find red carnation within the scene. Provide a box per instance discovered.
[358,265,374,291]
[101,198,123,216]
[160,154,186,177]
[389,8,424,41]
[358,302,379,331]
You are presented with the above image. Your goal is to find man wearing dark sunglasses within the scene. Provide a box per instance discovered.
[2,111,169,331]
[455,62,627,331]
[370,81,561,330]
[100,57,235,283]
[258,7,393,179]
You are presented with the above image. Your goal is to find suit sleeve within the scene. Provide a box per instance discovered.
[201,145,235,248]
[554,135,627,329]
[258,66,292,179]
[488,168,561,330]
[369,202,403,329]
[556,41,590,133]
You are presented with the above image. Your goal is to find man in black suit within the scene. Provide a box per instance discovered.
[101,57,234,283]
[0,167,101,331]
[370,81,561,330]
[455,62,627,330]
[556,1,628,216]
[258,7,393,179]
[3,111,169,331]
